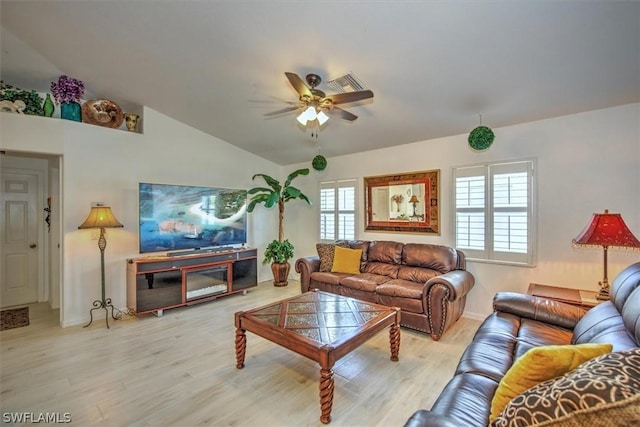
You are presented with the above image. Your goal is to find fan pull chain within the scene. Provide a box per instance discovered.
[310,123,320,140]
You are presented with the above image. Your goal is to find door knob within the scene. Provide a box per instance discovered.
[29,243,37,248]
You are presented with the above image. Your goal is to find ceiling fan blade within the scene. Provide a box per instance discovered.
[264,106,301,117]
[249,96,298,105]
[325,90,374,105]
[285,72,312,98]
[331,107,358,121]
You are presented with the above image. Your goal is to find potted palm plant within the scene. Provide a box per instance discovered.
[247,168,311,286]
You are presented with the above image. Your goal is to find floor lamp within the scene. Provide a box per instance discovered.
[572,209,640,300]
[78,205,124,328]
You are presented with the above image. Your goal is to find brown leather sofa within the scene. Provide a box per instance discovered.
[295,240,475,340]
[404,261,640,427]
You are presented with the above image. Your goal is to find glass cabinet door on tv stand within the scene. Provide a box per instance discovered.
[185,264,229,302]
[126,247,258,316]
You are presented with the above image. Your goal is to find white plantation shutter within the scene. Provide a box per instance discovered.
[320,179,356,241]
[320,186,335,240]
[453,160,535,265]
[455,168,486,251]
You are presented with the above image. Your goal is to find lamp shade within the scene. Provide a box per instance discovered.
[296,106,317,125]
[409,195,419,204]
[316,110,329,125]
[572,210,640,249]
[78,206,124,229]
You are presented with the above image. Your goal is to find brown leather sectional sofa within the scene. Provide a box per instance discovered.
[404,261,640,427]
[295,240,475,340]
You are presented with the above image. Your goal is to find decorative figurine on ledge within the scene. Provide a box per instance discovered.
[124,112,140,132]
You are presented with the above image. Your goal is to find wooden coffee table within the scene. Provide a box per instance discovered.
[234,290,401,424]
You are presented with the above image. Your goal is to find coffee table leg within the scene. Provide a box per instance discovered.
[235,328,246,369]
[319,368,334,424]
[389,322,400,362]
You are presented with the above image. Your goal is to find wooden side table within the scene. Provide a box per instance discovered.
[527,283,601,309]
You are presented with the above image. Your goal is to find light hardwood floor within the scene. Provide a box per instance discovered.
[0,281,480,426]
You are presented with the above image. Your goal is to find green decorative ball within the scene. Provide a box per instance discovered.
[468,126,495,151]
[312,155,327,171]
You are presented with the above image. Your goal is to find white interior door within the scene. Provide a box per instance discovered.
[373,187,389,221]
[1,171,40,307]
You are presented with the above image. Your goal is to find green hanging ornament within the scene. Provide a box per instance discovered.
[312,154,327,171]
[468,114,494,151]
[468,126,494,151]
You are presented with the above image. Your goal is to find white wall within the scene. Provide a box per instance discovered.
[2,103,638,325]
[287,103,640,319]
[1,107,280,326]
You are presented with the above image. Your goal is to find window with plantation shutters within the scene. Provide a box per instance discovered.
[320,179,356,241]
[453,160,536,265]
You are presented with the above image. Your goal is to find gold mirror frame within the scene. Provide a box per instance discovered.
[364,169,440,234]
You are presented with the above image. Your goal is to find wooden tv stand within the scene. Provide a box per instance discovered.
[126,247,257,316]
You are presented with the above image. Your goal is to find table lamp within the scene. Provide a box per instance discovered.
[78,204,124,328]
[572,209,640,300]
[409,195,420,217]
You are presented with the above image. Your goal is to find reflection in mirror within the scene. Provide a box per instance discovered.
[371,183,425,221]
[364,170,440,234]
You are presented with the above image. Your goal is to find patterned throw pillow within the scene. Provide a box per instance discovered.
[490,343,613,421]
[491,348,640,427]
[316,242,348,272]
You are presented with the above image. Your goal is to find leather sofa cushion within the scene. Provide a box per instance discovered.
[340,273,389,292]
[368,240,403,264]
[378,294,424,314]
[430,372,498,427]
[376,280,425,313]
[397,265,439,283]
[310,271,350,286]
[572,301,638,351]
[376,279,425,299]
[514,318,575,358]
[402,243,459,272]
[455,315,518,381]
[336,240,370,262]
[363,261,400,278]
[455,312,574,382]
[609,263,640,343]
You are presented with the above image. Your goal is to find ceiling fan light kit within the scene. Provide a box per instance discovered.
[296,106,316,125]
[296,105,329,126]
[267,71,374,127]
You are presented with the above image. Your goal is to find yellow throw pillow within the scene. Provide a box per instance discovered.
[331,246,362,274]
[489,343,613,421]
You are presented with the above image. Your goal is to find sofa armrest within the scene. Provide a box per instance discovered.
[295,256,320,293]
[426,270,475,340]
[403,410,461,427]
[426,270,475,302]
[493,291,587,330]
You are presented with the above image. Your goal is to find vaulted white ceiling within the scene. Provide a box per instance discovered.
[1,1,638,165]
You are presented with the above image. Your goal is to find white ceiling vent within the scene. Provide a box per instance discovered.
[327,73,367,93]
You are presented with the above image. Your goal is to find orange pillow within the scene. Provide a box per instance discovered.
[331,246,362,274]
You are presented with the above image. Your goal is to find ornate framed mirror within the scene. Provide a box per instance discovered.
[364,169,440,234]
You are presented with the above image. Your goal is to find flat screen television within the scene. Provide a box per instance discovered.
[138,182,247,254]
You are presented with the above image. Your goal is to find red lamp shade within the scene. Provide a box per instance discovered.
[572,210,640,249]
[572,209,640,300]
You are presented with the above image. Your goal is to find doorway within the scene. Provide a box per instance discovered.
[0,152,62,325]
